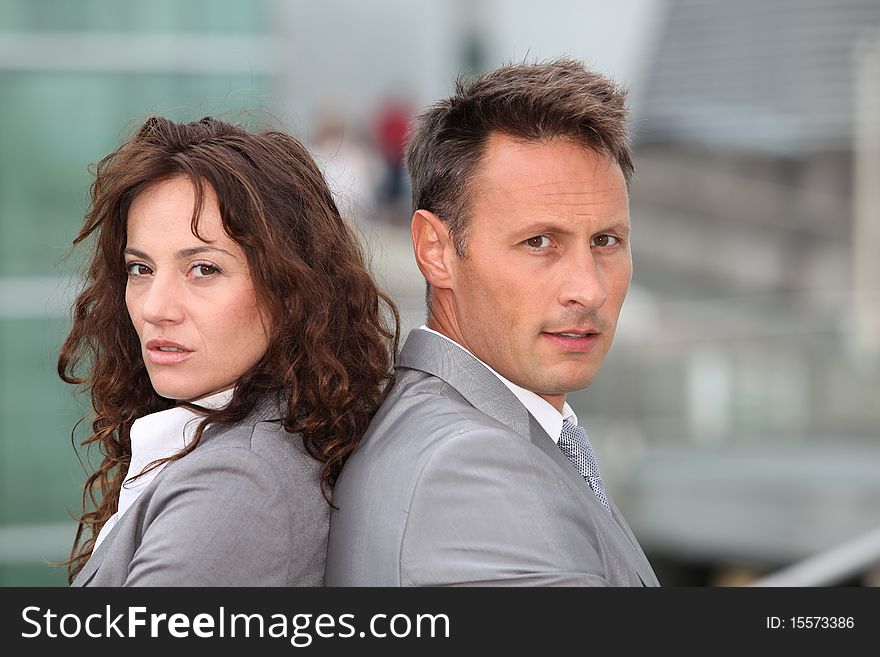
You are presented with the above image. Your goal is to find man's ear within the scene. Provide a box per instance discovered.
[411,210,455,291]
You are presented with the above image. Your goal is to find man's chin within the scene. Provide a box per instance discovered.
[530,374,598,397]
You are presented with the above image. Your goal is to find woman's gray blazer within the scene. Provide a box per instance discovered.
[72,400,328,586]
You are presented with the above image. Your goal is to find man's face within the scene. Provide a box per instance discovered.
[448,133,632,410]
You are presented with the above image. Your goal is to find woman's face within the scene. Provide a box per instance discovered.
[124,176,270,402]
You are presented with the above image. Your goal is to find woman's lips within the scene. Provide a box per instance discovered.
[145,340,193,365]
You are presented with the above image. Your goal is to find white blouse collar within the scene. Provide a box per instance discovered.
[93,388,234,549]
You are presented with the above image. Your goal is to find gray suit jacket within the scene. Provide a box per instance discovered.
[326,329,659,586]
[72,399,328,586]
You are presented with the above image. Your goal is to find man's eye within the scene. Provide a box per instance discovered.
[591,235,619,247]
[525,235,551,249]
[126,263,151,277]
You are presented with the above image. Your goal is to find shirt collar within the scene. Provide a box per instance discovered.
[94,388,234,550]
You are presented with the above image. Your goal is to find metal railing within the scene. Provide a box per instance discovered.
[749,527,880,586]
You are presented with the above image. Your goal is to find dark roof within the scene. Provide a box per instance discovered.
[636,0,880,154]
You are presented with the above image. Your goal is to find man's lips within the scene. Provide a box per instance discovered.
[541,330,601,352]
[145,339,193,365]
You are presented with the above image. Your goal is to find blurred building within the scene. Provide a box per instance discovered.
[575,0,880,584]
[0,0,277,585]
[1,0,878,586]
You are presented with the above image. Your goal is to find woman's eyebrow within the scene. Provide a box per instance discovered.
[175,246,237,259]
[123,246,237,259]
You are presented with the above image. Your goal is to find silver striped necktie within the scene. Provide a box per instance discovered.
[558,420,611,513]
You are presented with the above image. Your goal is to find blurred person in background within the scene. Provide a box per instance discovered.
[374,95,413,222]
[311,107,383,222]
[58,116,399,586]
[327,59,658,586]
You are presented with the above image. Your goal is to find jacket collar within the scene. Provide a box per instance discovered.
[71,392,287,586]
[396,329,535,439]
[396,329,589,487]
[395,329,658,582]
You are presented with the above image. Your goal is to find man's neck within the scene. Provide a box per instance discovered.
[425,307,464,348]
[420,319,567,413]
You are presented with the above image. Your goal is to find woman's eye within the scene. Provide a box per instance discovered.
[126,263,151,277]
[525,235,551,249]
[191,263,220,278]
[591,234,619,247]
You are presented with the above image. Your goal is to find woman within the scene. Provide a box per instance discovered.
[58,116,399,586]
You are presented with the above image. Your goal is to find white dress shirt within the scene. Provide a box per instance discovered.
[418,326,576,443]
[93,389,234,549]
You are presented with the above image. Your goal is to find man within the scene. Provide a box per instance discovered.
[326,59,659,586]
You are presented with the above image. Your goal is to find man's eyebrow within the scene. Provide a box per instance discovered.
[511,219,631,237]
[123,246,237,260]
[511,220,577,237]
[601,220,631,237]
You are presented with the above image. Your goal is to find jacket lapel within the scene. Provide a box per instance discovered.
[397,329,659,585]
[71,395,288,587]
[70,515,124,587]
[396,329,535,435]
[398,329,586,489]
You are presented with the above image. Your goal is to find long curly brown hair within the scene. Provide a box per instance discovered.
[58,116,399,583]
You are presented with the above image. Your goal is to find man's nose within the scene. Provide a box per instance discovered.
[559,249,608,310]
[140,273,185,325]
